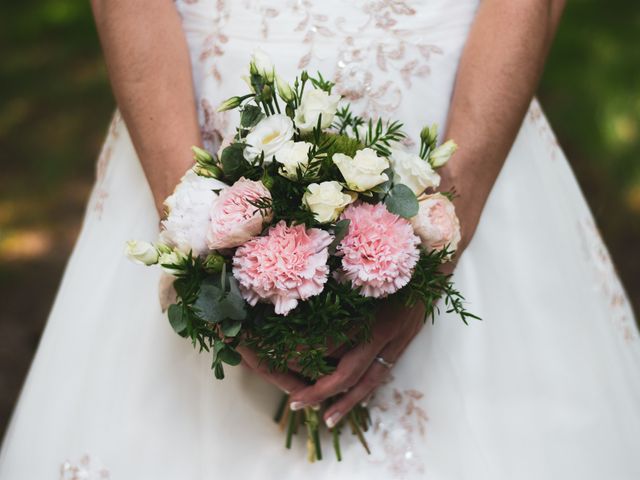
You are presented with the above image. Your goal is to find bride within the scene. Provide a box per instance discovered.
[2,0,639,478]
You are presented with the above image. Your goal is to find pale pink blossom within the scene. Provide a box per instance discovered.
[206,178,273,250]
[232,221,333,315]
[337,203,420,298]
[411,193,461,253]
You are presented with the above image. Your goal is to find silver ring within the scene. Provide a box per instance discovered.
[375,356,394,369]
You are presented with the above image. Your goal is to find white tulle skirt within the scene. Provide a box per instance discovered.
[1,0,640,477]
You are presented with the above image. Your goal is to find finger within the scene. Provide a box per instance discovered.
[238,346,307,394]
[323,337,404,428]
[288,335,389,409]
[323,361,391,428]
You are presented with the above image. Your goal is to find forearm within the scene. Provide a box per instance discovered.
[442,0,566,251]
[92,0,201,214]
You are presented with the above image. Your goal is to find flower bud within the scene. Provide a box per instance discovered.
[428,139,458,168]
[125,240,159,265]
[420,123,439,150]
[203,253,225,273]
[275,75,295,103]
[261,84,273,103]
[192,146,214,164]
[158,250,187,275]
[194,164,223,179]
[217,96,242,112]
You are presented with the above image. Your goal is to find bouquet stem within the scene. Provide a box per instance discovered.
[274,394,372,461]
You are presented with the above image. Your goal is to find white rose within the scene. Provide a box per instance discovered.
[303,181,355,223]
[158,250,187,275]
[124,240,159,266]
[160,169,228,256]
[428,139,458,168]
[294,88,341,133]
[275,141,313,179]
[243,114,294,164]
[389,147,440,195]
[332,148,389,192]
[411,193,461,254]
[250,47,274,82]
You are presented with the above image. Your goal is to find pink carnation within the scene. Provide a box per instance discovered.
[207,177,273,250]
[232,221,333,315]
[337,203,420,298]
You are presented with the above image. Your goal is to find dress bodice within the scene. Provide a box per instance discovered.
[174,0,480,151]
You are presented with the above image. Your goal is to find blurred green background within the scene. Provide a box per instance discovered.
[0,0,638,437]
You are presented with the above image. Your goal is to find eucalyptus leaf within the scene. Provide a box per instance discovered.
[240,105,264,129]
[371,167,394,195]
[194,284,224,323]
[167,304,187,335]
[384,183,419,218]
[222,319,243,337]
[328,219,350,254]
[220,290,247,319]
[219,347,242,366]
[221,143,248,180]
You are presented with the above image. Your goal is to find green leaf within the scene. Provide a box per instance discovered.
[194,284,224,323]
[167,304,187,334]
[328,219,350,254]
[221,319,243,337]
[219,292,247,321]
[240,105,264,129]
[384,183,419,218]
[371,167,394,195]
[221,143,248,180]
[219,346,242,366]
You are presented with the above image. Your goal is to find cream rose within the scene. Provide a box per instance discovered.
[411,193,461,253]
[303,181,355,223]
[294,88,341,133]
[389,147,440,195]
[125,240,159,266]
[243,114,294,163]
[275,141,313,179]
[332,148,389,192]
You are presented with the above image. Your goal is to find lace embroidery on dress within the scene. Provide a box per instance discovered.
[577,217,638,344]
[367,386,429,478]
[91,111,122,219]
[198,0,230,83]
[60,454,110,480]
[235,0,443,116]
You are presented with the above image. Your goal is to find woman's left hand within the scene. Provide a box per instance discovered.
[287,300,427,429]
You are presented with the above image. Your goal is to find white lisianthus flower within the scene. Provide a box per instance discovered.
[332,148,389,192]
[124,240,159,265]
[428,139,458,168]
[243,114,294,164]
[160,169,227,256]
[250,47,274,82]
[389,147,441,195]
[303,181,356,223]
[275,141,313,179]
[294,88,341,133]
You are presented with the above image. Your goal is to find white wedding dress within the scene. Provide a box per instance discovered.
[2,0,640,478]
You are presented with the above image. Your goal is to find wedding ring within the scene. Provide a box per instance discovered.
[375,356,394,369]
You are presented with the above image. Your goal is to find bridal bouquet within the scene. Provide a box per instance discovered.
[126,52,476,461]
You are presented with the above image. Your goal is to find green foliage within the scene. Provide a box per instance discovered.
[384,183,419,218]
[396,248,481,325]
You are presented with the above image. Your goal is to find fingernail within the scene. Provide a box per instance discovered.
[311,404,321,411]
[290,401,304,411]
[325,411,341,429]
[360,401,368,408]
